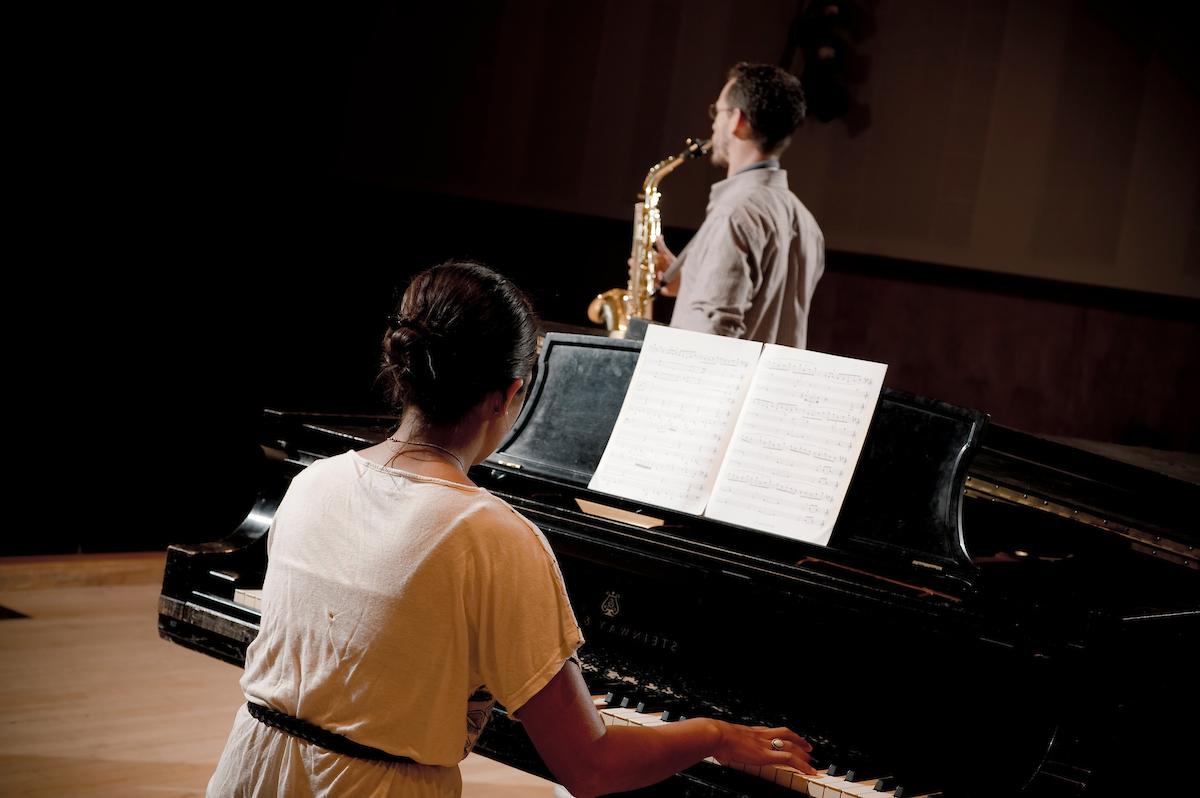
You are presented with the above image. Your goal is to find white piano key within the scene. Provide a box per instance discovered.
[806,771,853,798]
[712,760,815,793]
[601,705,672,727]
[829,778,889,797]
[635,716,670,727]
[772,764,814,791]
[587,692,921,798]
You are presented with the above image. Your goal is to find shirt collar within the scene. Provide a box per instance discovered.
[734,158,780,175]
[708,164,788,210]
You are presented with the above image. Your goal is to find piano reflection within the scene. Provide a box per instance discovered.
[160,332,1198,797]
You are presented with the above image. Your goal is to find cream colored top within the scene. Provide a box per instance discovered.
[208,451,582,797]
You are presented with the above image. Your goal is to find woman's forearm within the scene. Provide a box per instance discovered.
[568,718,723,797]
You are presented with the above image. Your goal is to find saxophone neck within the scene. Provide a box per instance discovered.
[642,138,711,196]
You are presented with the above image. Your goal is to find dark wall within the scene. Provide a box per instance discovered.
[234,186,1199,455]
[807,256,1200,450]
[160,183,1196,568]
[330,0,1200,298]
[39,1,1197,556]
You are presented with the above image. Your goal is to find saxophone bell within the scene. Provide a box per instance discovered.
[586,288,630,331]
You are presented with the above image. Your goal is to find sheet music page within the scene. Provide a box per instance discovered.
[588,325,762,514]
[705,345,887,545]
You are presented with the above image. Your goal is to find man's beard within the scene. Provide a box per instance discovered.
[711,141,728,168]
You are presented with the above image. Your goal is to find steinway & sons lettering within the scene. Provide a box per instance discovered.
[581,615,680,653]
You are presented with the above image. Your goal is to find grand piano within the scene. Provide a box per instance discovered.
[160,332,1198,797]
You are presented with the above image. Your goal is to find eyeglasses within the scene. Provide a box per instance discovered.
[708,103,736,120]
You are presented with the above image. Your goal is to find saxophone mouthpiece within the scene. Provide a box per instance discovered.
[686,138,713,157]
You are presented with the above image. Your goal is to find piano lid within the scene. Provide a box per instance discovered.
[487,332,986,573]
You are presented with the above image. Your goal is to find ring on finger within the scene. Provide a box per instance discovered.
[770,737,785,751]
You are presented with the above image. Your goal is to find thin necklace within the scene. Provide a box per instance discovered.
[387,437,467,472]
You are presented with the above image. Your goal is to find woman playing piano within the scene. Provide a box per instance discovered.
[207,261,815,797]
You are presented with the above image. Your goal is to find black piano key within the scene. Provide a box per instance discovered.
[845,765,884,782]
[635,697,667,714]
[803,736,838,769]
[589,681,625,703]
[604,688,635,707]
[874,776,898,791]
[619,692,655,710]
[893,779,943,797]
[659,702,691,722]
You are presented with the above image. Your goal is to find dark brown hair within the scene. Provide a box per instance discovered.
[725,62,807,154]
[380,261,538,426]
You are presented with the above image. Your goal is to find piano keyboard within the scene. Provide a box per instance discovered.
[593,693,941,798]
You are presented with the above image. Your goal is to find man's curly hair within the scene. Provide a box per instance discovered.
[725,63,807,155]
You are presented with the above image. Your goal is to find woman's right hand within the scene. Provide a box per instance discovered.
[710,720,816,774]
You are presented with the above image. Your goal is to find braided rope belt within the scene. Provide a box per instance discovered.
[246,702,416,765]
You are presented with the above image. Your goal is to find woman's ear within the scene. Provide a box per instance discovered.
[501,378,525,413]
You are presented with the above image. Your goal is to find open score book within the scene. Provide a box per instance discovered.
[587,325,887,547]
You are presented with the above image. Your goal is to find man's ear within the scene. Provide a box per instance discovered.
[732,111,753,140]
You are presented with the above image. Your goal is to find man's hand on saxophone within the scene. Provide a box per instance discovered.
[652,236,680,297]
[630,236,681,298]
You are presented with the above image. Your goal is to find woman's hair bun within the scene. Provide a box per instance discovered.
[378,261,538,425]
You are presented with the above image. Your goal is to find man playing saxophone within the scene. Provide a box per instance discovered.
[656,62,824,348]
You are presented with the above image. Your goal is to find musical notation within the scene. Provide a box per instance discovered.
[589,326,762,515]
[590,329,886,543]
[705,344,886,546]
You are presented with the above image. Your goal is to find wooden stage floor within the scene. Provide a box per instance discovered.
[0,553,560,796]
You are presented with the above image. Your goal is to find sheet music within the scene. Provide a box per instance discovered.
[705,344,887,545]
[588,325,761,514]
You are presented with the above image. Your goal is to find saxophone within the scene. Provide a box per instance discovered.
[588,137,712,335]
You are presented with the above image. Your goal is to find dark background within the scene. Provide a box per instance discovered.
[26,1,1197,554]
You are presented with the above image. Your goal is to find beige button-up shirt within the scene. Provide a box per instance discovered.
[669,166,824,348]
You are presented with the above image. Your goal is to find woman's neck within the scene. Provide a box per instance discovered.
[358,410,489,485]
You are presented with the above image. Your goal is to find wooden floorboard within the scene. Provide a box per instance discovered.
[0,556,559,796]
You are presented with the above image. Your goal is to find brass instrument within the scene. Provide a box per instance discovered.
[588,137,712,335]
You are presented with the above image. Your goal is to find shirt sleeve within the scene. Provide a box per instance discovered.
[469,503,584,714]
[678,207,765,338]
